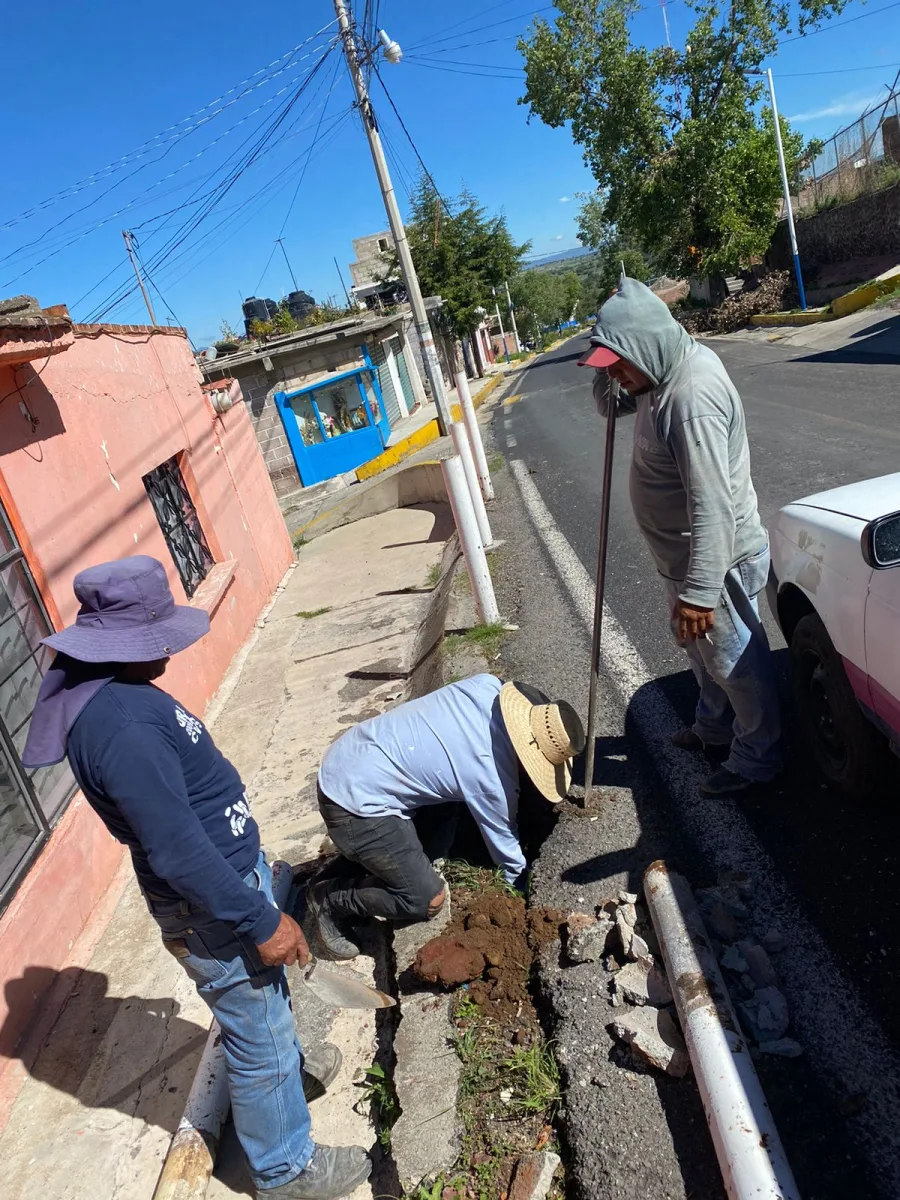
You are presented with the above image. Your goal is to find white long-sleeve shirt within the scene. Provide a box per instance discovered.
[318,674,524,882]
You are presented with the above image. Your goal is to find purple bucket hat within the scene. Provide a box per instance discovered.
[43,555,210,663]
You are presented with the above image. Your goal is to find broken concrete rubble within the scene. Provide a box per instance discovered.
[739,941,777,988]
[567,917,615,964]
[609,1007,690,1078]
[760,1038,804,1058]
[705,900,740,943]
[740,985,791,1043]
[507,1150,561,1200]
[614,959,673,1008]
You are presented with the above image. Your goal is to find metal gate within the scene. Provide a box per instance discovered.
[369,341,402,426]
[391,340,417,412]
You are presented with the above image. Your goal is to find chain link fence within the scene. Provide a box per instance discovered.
[795,86,900,215]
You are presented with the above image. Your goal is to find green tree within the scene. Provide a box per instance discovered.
[519,0,842,277]
[574,194,653,302]
[271,300,298,335]
[509,269,583,342]
[404,180,531,339]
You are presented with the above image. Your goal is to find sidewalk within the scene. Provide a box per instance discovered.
[0,502,455,1200]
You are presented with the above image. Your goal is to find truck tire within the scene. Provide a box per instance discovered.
[791,612,884,798]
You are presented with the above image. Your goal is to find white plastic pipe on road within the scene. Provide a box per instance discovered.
[455,370,495,502]
[450,422,494,549]
[644,861,800,1200]
[441,452,500,625]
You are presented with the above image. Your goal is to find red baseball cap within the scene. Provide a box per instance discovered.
[577,344,620,368]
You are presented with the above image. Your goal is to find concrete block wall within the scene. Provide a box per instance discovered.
[768,179,900,272]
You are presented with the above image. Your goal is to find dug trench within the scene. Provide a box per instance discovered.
[346,784,570,1200]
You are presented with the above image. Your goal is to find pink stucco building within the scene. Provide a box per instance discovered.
[0,298,293,1119]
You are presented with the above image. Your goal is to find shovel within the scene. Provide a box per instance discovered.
[271,859,396,1009]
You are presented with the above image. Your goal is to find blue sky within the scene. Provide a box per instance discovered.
[3,0,899,346]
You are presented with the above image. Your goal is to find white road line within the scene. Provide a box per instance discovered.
[506,435,517,447]
[509,455,900,1192]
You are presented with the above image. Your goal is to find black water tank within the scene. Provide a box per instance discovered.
[286,290,316,321]
[242,296,278,335]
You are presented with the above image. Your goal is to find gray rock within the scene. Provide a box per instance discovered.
[568,918,615,964]
[741,986,790,1043]
[760,1038,803,1058]
[618,890,639,905]
[609,1007,690,1078]
[508,1150,562,1200]
[739,942,777,988]
[619,902,638,928]
[717,869,753,897]
[762,929,786,954]
[615,960,673,1007]
[720,945,749,975]
[706,901,739,943]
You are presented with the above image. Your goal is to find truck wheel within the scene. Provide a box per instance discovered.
[791,612,883,797]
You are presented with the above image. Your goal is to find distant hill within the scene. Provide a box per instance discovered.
[524,246,596,270]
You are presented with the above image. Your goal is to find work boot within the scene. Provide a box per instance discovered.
[699,766,754,797]
[670,728,728,758]
[263,1144,371,1199]
[301,1042,342,1103]
[307,880,361,960]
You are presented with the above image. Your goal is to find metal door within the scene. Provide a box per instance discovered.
[369,342,402,426]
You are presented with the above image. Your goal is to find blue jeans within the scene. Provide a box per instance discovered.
[666,544,782,782]
[151,854,314,1190]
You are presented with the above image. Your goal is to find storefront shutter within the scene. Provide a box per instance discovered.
[369,342,402,426]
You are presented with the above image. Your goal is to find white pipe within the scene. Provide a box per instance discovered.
[450,423,494,549]
[644,862,800,1200]
[441,453,500,625]
[455,370,495,502]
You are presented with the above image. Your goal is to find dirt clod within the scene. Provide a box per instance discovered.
[415,937,486,987]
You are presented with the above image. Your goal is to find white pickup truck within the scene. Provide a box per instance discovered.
[768,473,900,795]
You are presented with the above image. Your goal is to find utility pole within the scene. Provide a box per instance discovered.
[493,289,511,365]
[333,0,452,434]
[753,69,807,311]
[334,256,353,307]
[276,238,299,291]
[123,230,157,326]
[503,280,521,353]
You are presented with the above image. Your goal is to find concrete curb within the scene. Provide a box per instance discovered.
[750,310,833,327]
[750,270,900,327]
[295,460,450,542]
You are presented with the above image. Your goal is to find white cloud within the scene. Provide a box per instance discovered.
[552,234,565,241]
[789,90,885,123]
[559,195,571,202]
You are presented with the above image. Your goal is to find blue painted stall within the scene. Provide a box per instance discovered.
[274,360,390,487]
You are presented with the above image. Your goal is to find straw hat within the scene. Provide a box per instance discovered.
[500,681,586,803]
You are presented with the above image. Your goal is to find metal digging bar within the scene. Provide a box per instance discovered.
[644,861,800,1200]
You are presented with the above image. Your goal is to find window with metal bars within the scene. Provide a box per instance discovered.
[142,456,215,599]
[0,503,76,909]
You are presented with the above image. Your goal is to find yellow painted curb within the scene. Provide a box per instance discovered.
[472,373,504,408]
[503,394,523,406]
[831,272,900,317]
[355,418,440,482]
[750,310,832,327]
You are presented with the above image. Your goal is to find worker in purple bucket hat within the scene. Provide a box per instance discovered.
[22,555,371,1200]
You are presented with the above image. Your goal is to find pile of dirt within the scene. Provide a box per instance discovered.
[676,270,798,335]
[414,891,564,1026]
[412,874,566,1199]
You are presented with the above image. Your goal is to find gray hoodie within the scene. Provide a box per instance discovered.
[591,279,765,608]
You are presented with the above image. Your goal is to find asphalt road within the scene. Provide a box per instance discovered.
[487,332,900,1199]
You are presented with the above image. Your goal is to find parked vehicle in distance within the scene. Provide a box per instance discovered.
[768,474,900,796]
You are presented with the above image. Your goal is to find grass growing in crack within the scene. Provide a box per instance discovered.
[443,623,507,662]
[292,531,308,549]
[443,860,519,898]
[488,453,505,473]
[358,1062,398,1149]
[424,561,443,589]
[502,1042,561,1117]
[295,606,330,619]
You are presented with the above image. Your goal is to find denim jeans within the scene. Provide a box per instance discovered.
[150,853,314,1190]
[666,544,782,782]
[318,786,445,922]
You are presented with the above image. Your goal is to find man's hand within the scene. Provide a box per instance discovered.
[674,599,716,641]
[256,912,310,968]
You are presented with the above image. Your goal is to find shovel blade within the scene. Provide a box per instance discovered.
[302,961,396,1009]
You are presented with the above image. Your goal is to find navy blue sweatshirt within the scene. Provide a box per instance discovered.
[67,680,280,944]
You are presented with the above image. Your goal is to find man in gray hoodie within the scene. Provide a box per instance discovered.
[582,279,780,795]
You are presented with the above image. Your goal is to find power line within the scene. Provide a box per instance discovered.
[87,53,336,322]
[403,59,525,80]
[371,61,453,214]
[778,0,900,45]
[0,21,338,232]
[0,38,339,277]
[406,54,524,73]
[406,5,556,53]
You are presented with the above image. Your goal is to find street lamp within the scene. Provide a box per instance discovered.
[378,29,403,64]
[750,68,807,310]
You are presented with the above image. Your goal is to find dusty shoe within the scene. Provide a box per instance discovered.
[699,767,754,797]
[670,728,728,758]
[264,1144,371,1199]
[302,1042,342,1103]
[307,881,361,960]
